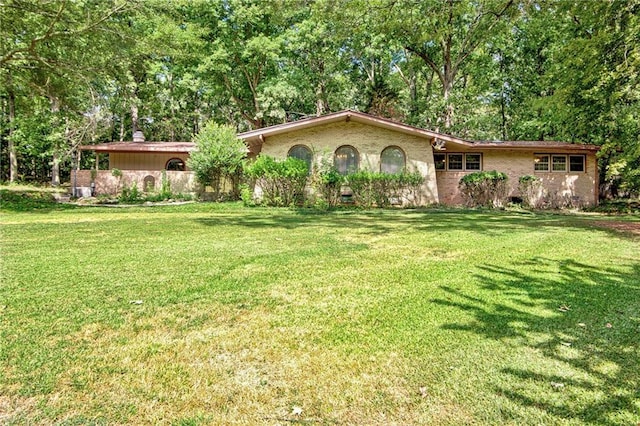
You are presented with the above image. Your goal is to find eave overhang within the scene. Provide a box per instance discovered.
[79,142,195,153]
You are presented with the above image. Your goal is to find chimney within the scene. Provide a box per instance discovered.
[133,130,145,143]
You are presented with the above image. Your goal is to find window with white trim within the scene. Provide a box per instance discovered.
[435,153,483,171]
[552,155,567,171]
[448,154,463,170]
[569,155,585,172]
[465,154,481,170]
[534,154,549,171]
[534,154,586,173]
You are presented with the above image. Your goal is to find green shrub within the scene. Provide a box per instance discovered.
[518,175,544,208]
[311,159,343,208]
[111,168,123,195]
[244,155,309,206]
[459,170,509,208]
[345,171,424,208]
[119,182,141,203]
[160,170,172,200]
[187,122,246,200]
[239,183,256,207]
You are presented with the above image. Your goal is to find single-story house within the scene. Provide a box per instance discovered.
[77,110,599,206]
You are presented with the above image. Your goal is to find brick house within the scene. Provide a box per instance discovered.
[78,110,599,206]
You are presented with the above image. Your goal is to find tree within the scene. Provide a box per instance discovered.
[359,0,516,130]
[0,0,133,182]
[187,121,246,199]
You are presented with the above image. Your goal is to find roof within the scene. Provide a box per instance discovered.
[80,141,195,153]
[80,110,599,153]
[468,140,600,152]
[239,110,599,152]
[238,109,470,145]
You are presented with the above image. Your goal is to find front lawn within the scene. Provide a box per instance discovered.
[1,202,638,425]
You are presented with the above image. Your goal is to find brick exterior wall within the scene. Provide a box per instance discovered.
[75,170,199,196]
[436,149,598,206]
[259,121,440,205]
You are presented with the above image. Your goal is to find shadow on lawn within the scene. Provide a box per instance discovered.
[194,208,638,241]
[433,258,640,425]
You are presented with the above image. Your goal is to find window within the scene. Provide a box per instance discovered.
[380,146,406,174]
[534,154,586,173]
[334,145,359,174]
[569,155,585,172]
[288,145,313,172]
[552,155,567,172]
[166,158,185,171]
[534,154,549,171]
[437,153,483,171]
[448,154,464,170]
[465,154,481,170]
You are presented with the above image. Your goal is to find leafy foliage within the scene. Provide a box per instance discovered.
[1,0,639,197]
[187,122,245,199]
[345,171,424,208]
[244,155,309,207]
[518,175,544,209]
[459,170,509,208]
[310,158,344,209]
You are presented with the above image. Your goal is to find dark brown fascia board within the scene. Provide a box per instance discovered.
[237,109,472,145]
[79,142,195,153]
[467,142,600,152]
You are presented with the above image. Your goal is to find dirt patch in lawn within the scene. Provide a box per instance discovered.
[591,220,640,237]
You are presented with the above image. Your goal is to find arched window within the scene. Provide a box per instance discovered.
[334,145,359,175]
[380,146,406,174]
[165,158,185,171]
[287,145,313,172]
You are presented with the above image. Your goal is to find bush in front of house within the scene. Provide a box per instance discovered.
[310,160,343,209]
[459,170,509,208]
[345,171,424,208]
[244,155,309,206]
[518,175,545,208]
[187,121,246,200]
[119,182,141,203]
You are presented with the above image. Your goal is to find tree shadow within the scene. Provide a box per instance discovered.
[432,259,640,424]
[0,190,77,213]
[192,208,638,241]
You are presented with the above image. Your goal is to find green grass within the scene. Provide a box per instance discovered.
[1,200,639,425]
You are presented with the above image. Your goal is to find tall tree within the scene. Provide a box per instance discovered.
[0,0,133,182]
[360,0,516,130]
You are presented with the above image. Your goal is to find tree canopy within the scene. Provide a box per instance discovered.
[1,0,638,195]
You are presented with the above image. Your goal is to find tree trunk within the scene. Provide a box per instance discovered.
[119,119,125,142]
[50,96,61,186]
[7,87,18,182]
[131,102,139,136]
[315,81,328,116]
[51,153,60,186]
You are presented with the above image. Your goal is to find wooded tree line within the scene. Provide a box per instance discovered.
[1,0,638,196]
